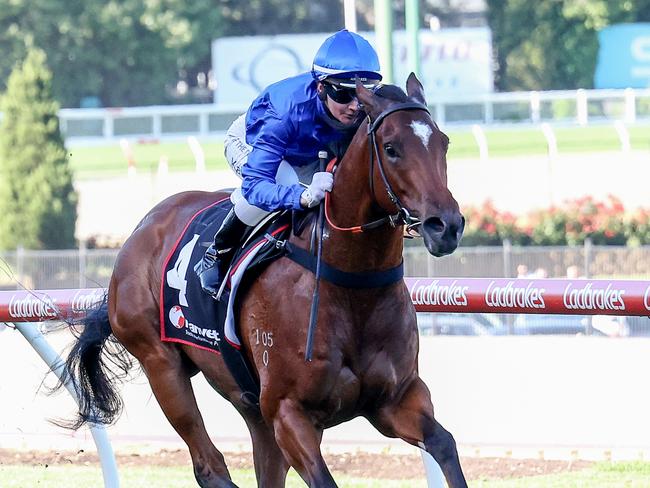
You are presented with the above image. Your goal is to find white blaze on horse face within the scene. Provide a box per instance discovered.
[410,121,433,150]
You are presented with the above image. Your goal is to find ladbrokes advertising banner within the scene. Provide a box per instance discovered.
[0,288,105,322]
[212,28,493,106]
[406,278,650,316]
[1,279,649,322]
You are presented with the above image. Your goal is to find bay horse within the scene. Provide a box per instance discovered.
[60,73,467,487]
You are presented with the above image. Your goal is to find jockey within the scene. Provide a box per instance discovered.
[196,29,382,297]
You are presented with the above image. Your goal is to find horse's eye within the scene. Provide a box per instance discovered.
[384,144,398,158]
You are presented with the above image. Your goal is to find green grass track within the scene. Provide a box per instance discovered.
[66,124,650,180]
[2,461,650,487]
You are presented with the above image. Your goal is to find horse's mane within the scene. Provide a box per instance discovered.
[374,84,408,102]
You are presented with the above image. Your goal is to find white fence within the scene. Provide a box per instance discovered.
[51,87,650,145]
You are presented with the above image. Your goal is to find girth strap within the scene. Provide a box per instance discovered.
[283,241,403,289]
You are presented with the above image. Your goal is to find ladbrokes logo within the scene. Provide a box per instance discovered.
[563,283,625,311]
[485,281,545,309]
[9,295,58,319]
[71,290,103,313]
[411,280,468,307]
[645,286,650,312]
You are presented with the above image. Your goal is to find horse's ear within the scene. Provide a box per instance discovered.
[356,79,377,115]
[406,72,426,105]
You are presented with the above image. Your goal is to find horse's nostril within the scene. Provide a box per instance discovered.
[424,216,445,235]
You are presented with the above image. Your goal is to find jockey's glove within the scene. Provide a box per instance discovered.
[300,171,333,208]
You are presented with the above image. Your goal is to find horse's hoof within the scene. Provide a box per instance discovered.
[195,476,239,488]
[194,468,239,488]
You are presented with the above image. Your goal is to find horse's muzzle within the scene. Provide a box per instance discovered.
[420,212,465,257]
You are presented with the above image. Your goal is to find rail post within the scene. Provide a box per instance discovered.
[530,91,541,123]
[421,450,446,486]
[12,322,120,488]
[471,124,489,162]
[576,89,588,126]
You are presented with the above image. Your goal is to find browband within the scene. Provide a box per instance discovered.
[367,102,430,133]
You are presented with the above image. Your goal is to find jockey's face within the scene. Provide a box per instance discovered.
[318,82,361,127]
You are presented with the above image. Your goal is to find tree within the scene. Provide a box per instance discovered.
[1,0,426,108]
[486,0,650,91]
[0,0,222,107]
[486,0,594,90]
[0,48,78,250]
[217,0,350,36]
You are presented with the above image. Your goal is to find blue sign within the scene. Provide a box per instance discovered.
[595,23,650,88]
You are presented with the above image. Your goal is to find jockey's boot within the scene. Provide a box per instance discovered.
[196,208,249,297]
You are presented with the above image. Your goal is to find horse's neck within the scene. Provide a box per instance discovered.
[320,130,404,273]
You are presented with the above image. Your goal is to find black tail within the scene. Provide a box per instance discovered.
[54,296,133,429]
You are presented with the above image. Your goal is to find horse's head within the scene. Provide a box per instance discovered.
[356,73,464,257]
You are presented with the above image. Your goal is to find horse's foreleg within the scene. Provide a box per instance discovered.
[370,377,468,488]
[138,346,238,488]
[242,413,290,488]
[270,399,337,488]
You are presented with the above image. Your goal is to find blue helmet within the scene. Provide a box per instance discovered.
[312,30,382,88]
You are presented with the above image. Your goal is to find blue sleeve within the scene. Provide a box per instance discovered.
[241,107,305,211]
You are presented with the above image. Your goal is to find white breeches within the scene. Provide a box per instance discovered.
[224,113,318,226]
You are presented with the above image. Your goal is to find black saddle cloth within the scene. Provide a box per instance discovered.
[161,197,293,404]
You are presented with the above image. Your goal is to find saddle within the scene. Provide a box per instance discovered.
[161,197,311,406]
[161,192,405,406]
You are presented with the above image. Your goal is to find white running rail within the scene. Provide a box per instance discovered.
[31,87,650,146]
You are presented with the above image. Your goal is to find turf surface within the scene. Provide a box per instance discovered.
[66,124,650,179]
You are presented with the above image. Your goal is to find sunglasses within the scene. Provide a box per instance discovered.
[323,82,357,105]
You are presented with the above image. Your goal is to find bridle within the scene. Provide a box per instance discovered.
[303,101,432,360]
[325,101,433,235]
